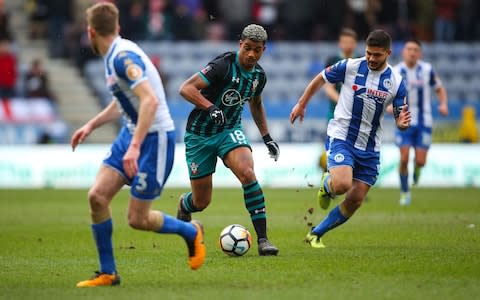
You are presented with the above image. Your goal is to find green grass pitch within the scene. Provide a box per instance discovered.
[0,187,479,299]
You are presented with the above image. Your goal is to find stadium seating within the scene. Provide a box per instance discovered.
[83,41,480,123]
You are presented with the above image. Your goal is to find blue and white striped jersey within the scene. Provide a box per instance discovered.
[394,60,441,128]
[104,36,174,133]
[322,57,407,152]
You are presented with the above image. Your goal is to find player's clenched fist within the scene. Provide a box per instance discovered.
[396,105,411,131]
[208,105,226,126]
[71,123,93,151]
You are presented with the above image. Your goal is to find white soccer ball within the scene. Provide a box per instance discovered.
[219,224,252,256]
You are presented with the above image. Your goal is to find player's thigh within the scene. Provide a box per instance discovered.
[89,165,127,208]
[223,146,256,184]
[185,132,218,179]
[131,130,175,200]
[190,174,213,208]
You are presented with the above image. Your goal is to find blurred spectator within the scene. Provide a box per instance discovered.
[24,58,55,101]
[455,0,479,41]
[26,0,48,39]
[119,1,147,41]
[147,0,173,40]
[344,0,377,40]
[0,0,12,41]
[413,0,435,40]
[205,22,226,41]
[434,0,460,41]
[218,0,253,40]
[0,39,16,99]
[172,0,207,40]
[252,0,279,36]
[45,0,73,58]
[280,0,316,40]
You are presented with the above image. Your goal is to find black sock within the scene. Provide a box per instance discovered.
[243,181,267,241]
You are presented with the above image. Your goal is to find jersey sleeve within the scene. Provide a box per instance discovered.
[429,67,442,89]
[198,56,229,86]
[321,59,348,84]
[113,50,148,89]
[392,78,408,118]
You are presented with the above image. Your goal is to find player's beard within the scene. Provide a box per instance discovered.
[368,57,387,71]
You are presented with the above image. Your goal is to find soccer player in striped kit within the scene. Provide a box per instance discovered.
[176,24,280,256]
[71,2,205,287]
[393,39,448,205]
[290,30,412,248]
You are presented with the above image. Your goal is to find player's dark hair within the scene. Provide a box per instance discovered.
[366,29,392,50]
[405,38,422,48]
[86,2,119,37]
[339,28,357,41]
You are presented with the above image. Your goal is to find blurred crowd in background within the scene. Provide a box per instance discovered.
[23,0,480,59]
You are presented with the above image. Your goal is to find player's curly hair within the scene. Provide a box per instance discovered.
[241,24,268,44]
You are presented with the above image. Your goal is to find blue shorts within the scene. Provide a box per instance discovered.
[395,126,432,149]
[103,127,175,200]
[326,138,380,186]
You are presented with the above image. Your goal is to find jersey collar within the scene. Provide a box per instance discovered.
[104,36,121,59]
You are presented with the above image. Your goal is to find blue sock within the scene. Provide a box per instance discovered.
[400,172,409,193]
[91,219,116,274]
[312,205,348,237]
[158,213,197,241]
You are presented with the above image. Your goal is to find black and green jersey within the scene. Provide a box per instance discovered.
[186,51,267,136]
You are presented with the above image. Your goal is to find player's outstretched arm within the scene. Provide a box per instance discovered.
[71,100,121,151]
[290,73,326,124]
[249,95,279,161]
[436,85,449,116]
[123,80,159,178]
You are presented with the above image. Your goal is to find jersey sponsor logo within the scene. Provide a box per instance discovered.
[222,89,243,106]
[334,153,345,163]
[366,88,389,103]
[126,64,143,81]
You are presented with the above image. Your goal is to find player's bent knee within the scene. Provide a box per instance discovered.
[333,180,352,195]
[237,167,256,184]
[88,189,108,212]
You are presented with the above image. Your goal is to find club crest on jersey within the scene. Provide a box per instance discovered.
[383,78,393,89]
[252,78,259,91]
[190,162,199,175]
[334,153,345,163]
[126,64,143,81]
[222,89,242,106]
